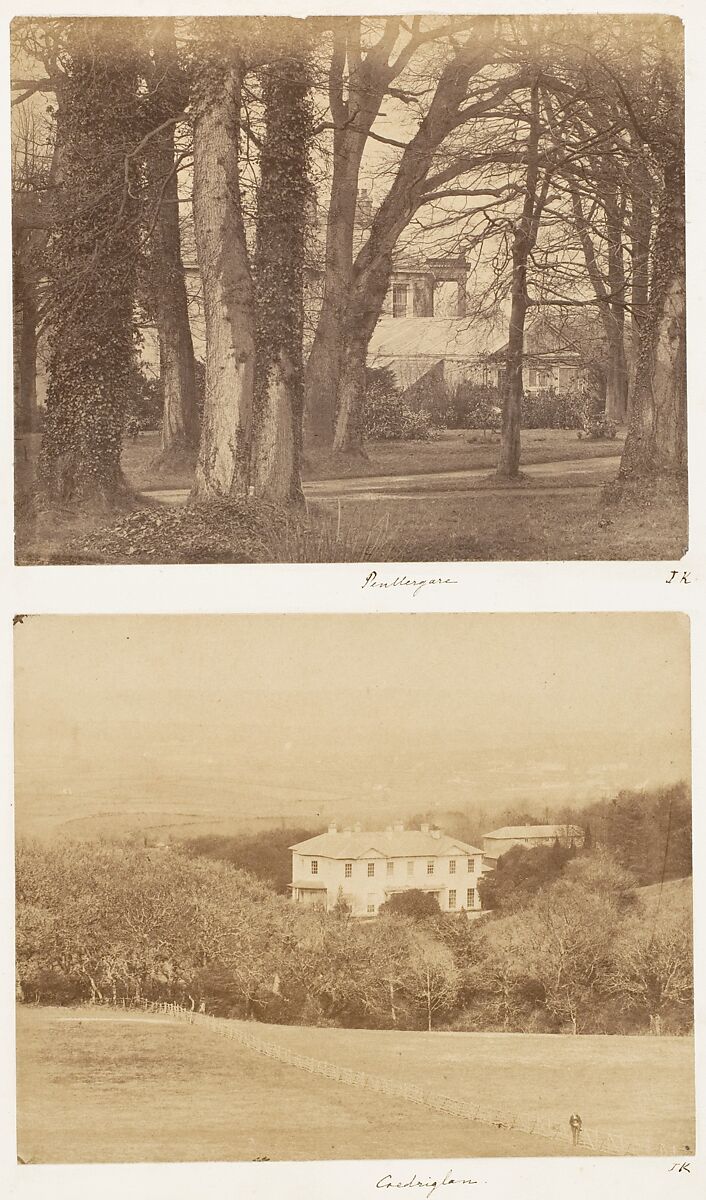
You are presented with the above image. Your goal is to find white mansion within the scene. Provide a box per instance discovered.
[290,823,493,917]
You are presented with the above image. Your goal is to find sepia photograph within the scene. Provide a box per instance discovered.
[14,613,694,1162]
[11,12,687,565]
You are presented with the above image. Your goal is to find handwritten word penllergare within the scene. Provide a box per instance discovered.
[376,1170,478,1199]
[362,570,459,599]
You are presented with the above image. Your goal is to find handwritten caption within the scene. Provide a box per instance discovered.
[376,1169,479,1199]
[362,570,459,599]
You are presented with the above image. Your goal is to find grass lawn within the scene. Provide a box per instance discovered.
[14,428,686,563]
[319,484,688,562]
[222,1020,696,1153]
[16,428,621,494]
[16,1006,550,1163]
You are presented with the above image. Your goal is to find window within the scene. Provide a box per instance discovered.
[407,861,414,877]
[528,368,537,388]
[448,889,457,910]
[368,862,375,877]
[367,904,376,914]
[467,888,476,909]
[345,862,352,878]
[427,860,435,875]
[467,857,475,873]
[392,282,408,318]
[449,859,456,874]
[311,860,318,875]
[559,365,577,391]
[387,861,394,877]
[367,894,376,914]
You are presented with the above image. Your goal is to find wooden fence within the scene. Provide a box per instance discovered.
[84,997,681,1158]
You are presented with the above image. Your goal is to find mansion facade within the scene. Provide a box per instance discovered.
[290,823,493,917]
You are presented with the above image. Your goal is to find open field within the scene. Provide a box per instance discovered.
[229,1019,695,1152]
[16,1006,694,1162]
[17,1006,547,1163]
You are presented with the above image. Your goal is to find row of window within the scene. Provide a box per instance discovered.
[310,857,478,877]
[364,888,476,914]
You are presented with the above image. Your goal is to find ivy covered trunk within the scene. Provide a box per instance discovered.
[191,43,255,500]
[620,154,686,479]
[15,261,39,434]
[145,18,198,471]
[37,19,141,507]
[251,42,312,503]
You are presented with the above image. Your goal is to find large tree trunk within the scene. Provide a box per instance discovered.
[191,51,255,501]
[333,253,394,454]
[569,176,629,425]
[628,153,653,408]
[304,135,366,452]
[497,281,527,478]
[252,41,312,503]
[604,313,629,424]
[497,81,543,479]
[620,155,686,479]
[328,40,501,453]
[333,337,369,455]
[145,20,198,471]
[37,19,141,508]
[16,267,39,433]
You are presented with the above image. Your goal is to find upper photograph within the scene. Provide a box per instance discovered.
[11,13,687,564]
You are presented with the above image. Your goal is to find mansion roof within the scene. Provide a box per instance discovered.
[290,829,483,860]
[484,824,584,840]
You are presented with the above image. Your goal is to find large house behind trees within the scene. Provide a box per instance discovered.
[482,823,585,859]
[289,823,492,916]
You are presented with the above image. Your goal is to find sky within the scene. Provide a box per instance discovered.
[13,614,691,836]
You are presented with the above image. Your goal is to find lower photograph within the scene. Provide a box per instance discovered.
[13,613,694,1162]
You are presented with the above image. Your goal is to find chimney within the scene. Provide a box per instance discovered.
[393,822,404,833]
[431,828,441,840]
[356,188,373,228]
[328,822,337,834]
[420,823,429,834]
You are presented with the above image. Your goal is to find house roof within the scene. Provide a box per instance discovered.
[484,824,584,840]
[290,830,483,860]
[289,879,328,890]
[368,317,504,363]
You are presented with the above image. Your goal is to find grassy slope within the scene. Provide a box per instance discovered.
[227,1021,695,1152]
[16,1007,547,1163]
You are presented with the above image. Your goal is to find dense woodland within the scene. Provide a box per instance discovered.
[12,14,685,521]
[16,783,692,1037]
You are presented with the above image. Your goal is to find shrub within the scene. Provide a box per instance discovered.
[578,414,618,440]
[521,388,591,430]
[434,382,502,431]
[362,366,432,441]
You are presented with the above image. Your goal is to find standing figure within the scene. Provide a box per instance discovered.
[569,1112,583,1147]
